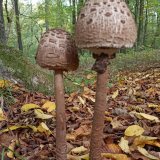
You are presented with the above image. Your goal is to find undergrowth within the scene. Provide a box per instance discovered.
[0,44,160,95]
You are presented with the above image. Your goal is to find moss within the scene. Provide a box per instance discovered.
[0,44,53,95]
[0,44,159,94]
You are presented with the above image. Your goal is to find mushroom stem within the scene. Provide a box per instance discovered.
[90,55,109,160]
[54,70,67,160]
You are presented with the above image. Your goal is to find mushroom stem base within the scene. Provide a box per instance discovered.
[90,55,109,160]
[54,70,67,160]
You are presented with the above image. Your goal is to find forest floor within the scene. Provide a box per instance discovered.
[0,67,160,160]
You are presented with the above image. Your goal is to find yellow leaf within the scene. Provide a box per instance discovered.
[78,96,85,105]
[147,103,160,108]
[133,136,160,148]
[0,108,6,121]
[71,106,80,112]
[112,90,119,99]
[0,126,24,133]
[34,109,53,119]
[118,137,131,154]
[37,122,52,135]
[71,146,88,154]
[131,111,160,122]
[21,103,40,112]
[42,101,56,112]
[28,125,37,132]
[7,140,16,158]
[67,154,89,160]
[0,80,10,88]
[101,153,129,160]
[0,125,37,133]
[125,125,144,137]
[137,147,159,160]
[138,113,160,122]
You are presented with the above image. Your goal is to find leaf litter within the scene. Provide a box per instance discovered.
[0,68,160,160]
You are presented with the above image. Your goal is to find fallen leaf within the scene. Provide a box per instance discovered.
[21,103,40,112]
[112,90,119,99]
[71,106,80,112]
[125,125,144,137]
[34,109,53,119]
[71,146,88,154]
[78,96,85,105]
[7,140,16,158]
[119,137,131,154]
[0,125,37,133]
[42,101,56,112]
[101,153,129,160]
[137,147,159,160]
[0,80,10,88]
[133,136,160,148]
[111,118,123,129]
[0,108,6,121]
[37,122,52,135]
[147,103,160,108]
[106,143,122,153]
[67,154,89,160]
[66,125,90,141]
[138,113,160,122]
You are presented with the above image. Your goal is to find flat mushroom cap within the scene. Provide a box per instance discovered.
[36,29,79,71]
[75,0,137,54]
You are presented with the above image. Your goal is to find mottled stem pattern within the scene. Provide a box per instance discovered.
[90,55,109,160]
[54,70,67,160]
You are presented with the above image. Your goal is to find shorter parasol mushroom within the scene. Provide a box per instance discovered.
[36,29,79,160]
[75,0,137,159]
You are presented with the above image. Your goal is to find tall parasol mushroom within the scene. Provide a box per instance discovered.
[75,0,137,159]
[36,29,79,160]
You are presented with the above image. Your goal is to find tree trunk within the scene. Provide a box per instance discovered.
[0,0,6,44]
[77,0,84,16]
[151,14,160,48]
[72,0,76,31]
[143,0,148,46]
[137,0,144,46]
[14,0,23,51]
[45,0,49,31]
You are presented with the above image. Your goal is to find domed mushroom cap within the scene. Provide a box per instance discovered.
[36,29,79,71]
[75,0,137,54]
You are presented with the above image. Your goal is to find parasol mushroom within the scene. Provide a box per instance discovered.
[36,29,79,160]
[75,0,137,159]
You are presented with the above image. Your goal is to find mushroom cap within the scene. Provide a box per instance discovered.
[75,0,137,54]
[36,29,79,71]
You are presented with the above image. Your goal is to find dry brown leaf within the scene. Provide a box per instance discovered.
[111,118,123,129]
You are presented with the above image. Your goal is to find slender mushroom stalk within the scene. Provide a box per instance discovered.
[54,70,66,158]
[75,0,137,159]
[35,29,79,160]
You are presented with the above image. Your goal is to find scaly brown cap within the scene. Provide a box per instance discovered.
[75,0,137,55]
[36,29,79,71]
